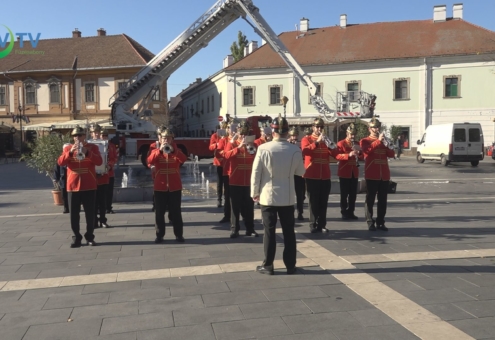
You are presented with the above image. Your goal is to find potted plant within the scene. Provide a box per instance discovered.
[22,133,71,205]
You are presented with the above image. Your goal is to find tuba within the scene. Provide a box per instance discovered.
[76,142,86,161]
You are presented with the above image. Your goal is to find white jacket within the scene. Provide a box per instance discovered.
[251,138,305,206]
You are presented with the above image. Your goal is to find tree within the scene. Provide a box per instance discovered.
[230,31,249,63]
[389,125,403,142]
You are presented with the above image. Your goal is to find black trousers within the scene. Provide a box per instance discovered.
[261,205,296,270]
[216,166,224,201]
[154,190,183,238]
[294,175,305,215]
[68,190,96,241]
[306,178,331,230]
[339,175,358,215]
[94,184,107,224]
[106,176,114,211]
[223,175,231,218]
[62,187,69,212]
[229,185,254,232]
[365,179,389,226]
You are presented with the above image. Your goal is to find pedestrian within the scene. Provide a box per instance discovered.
[360,117,395,231]
[57,126,102,247]
[147,128,187,243]
[301,118,339,233]
[335,123,363,220]
[287,126,306,220]
[251,115,305,275]
[396,135,403,159]
[210,122,228,208]
[102,129,118,214]
[224,120,258,238]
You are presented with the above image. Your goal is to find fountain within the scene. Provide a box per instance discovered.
[127,166,135,187]
[206,179,210,198]
[121,172,128,188]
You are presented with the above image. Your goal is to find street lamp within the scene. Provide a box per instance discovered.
[281,96,289,117]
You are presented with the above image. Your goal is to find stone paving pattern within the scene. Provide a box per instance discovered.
[0,157,495,339]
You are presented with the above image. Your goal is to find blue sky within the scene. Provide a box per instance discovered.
[2,0,494,97]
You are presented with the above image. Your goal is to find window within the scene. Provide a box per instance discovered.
[242,87,255,106]
[49,84,60,103]
[346,81,361,102]
[211,95,214,112]
[398,127,411,149]
[308,83,323,103]
[444,76,461,98]
[25,85,36,105]
[469,128,481,142]
[219,92,222,108]
[394,78,409,100]
[207,97,210,113]
[0,86,5,105]
[201,99,204,114]
[152,86,160,101]
[454,128,466,142]
[85,83,95,102]
[269,86,281,105]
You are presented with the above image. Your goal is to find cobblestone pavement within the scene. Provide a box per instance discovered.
[0,157,495,339]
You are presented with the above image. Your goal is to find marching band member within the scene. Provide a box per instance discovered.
[335,123,363,220]
[147,128,187,243]
[102,130,118,214]
[288,126,306,221]
[90,125,113,229]
[224,120,258,238]
[216,121,234,223]
[254,126,272,147]
[301,118,339,233]
[58,126,102,247]
[149,125,166,212]
[210,122,228,208]
[360,117,395,231]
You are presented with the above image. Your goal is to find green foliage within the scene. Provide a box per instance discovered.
[230,31,249,63]
[354,121,370,141]
[389,125,403,142]
[21,133,71,190]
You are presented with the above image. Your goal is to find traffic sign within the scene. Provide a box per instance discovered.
[217,116,223,122]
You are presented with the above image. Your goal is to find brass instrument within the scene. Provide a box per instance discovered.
[351,139,361,167]
[247,144,256,155]
[76,142,86,161]
[156,140,160,150]
[321,134,336,150]
[163,144,173,154]
[381,133,395,150]
[230,132,239,144]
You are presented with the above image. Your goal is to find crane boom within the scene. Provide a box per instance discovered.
[110,0,336,132]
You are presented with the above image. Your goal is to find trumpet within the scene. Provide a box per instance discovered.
[381,134,395,150]
[351,140,361,167]
[162,144,173,154]
[76,142,85,161]
[247,144,256,155]
[321,134,336,150]
[230,132,239,144]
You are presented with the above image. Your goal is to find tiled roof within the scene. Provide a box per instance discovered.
[0,34,154,73]
[227,19,495,70]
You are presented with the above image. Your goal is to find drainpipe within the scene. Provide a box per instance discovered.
[72,56,78,120]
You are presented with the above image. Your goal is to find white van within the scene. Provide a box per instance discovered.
[416,123,484,166]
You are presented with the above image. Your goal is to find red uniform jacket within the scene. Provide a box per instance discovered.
[58,143,103,192]
[254,137,267,147]
[107,142,118,178]
[147,143,187,192]
[217,137,230,176]
[301,134,338,180]
[209,132,225,167]
[148,142,158,179]
[224,140,255,186]
[360,136,395,180]
[335,138,364,178]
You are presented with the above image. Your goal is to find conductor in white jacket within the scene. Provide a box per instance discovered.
[251,115,306,275]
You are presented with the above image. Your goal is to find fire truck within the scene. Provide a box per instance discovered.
[109,0,376,167]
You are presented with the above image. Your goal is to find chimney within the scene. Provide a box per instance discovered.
[433,5,447,22]
[223,55,234,68]
[244,46,249,57]
[300,18,309,32]
[97,28,106,36]
[248,41,258,54]
[196,78,202,84]
[340,14,347,28]
[453,3,463,20]
[72,28,81,38]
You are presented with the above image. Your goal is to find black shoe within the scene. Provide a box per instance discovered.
[217,200,222,208]
[297,214,304,221]
[106,209,115,214]
[377,224,389,231]
[348,214,359,220]
[230,231,239,238]
[245,230,259,237]
[321,228,329,233]
[256,265,274,275]
[94,224,102,229]
[101,223,113,228]
[219,216,230,223]
[176,236,185,243]
[341,214,350,220]
[151,207,155,212]
[310,228,319,234]
[287,267,297,275]
[87,240,97,246]
[155,237,164,244]
[63,209,69,214]
[70,238,82,248]
[368,223,377,231]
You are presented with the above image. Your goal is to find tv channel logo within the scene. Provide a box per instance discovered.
[0,25,43,59]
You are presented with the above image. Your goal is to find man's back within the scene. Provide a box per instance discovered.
[251,138,305,206]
